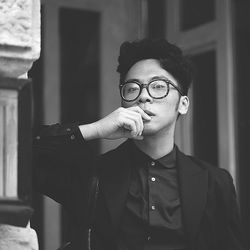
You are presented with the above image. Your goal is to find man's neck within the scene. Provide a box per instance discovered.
[134,128,175,160]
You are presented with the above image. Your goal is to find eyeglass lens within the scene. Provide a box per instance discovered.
[121,80,169,101]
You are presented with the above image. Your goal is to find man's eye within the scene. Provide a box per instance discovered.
[155,84,165,89]
[152,81,167,89]
[125,83,140,93]
[127,87,138,93]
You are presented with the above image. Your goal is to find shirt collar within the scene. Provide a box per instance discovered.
[129,140,176,169]
[157,146,176,168]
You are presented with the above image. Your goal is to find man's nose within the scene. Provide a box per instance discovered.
[138,87,153,103]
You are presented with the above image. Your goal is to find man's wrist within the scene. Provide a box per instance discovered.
[79,123,100,140]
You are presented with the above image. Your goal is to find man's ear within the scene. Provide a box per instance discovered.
[178,96,189,115]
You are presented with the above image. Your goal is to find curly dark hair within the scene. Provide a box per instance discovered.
[117,38,193,95]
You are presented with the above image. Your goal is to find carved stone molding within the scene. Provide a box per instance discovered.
[0,224,38,250]
[0,0,41,78]
[0,0,32,47]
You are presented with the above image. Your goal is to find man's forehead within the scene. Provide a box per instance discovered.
[125,59,178,85]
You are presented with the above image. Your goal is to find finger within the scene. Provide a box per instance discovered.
[116,108,139,136]
[134,135,144,140]
[122,118,138,137]
[133,110,144,135]
[123,112,143,136]
[129,106,151,121]
[122,108,144,134]
[118,107,144,136]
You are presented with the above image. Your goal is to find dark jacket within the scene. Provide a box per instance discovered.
[33,123,245,250]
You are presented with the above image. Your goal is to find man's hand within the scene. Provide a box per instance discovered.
[79,107,151,140]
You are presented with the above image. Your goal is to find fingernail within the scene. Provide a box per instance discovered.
[143,116,151,121]
[136,135,144,140]
[131,131,137,137]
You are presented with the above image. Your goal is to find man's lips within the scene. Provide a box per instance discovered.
[143,110,155,117]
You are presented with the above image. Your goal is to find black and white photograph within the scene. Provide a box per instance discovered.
[0,0,249,250]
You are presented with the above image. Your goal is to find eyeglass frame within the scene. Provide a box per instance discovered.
[119,77,184,102]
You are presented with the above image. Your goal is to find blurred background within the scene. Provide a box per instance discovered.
[28,0,250,249]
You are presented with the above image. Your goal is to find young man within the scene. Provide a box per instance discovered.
[33,39,244,250]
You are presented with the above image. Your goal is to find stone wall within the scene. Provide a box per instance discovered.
[0,0,40,78]
[0,0,40,249]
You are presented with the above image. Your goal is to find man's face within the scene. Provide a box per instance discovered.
[121,59,189,136]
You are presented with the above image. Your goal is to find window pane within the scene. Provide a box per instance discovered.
[180,0,215,31]
[191,50,218,166]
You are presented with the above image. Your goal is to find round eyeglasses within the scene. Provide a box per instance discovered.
[119,78,183,102]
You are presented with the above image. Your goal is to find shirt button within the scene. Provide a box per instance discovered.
[66,128,71,132]
[151,161,155,166]
[151,205,155,210]
[147,236,151,241]
[70,135,75,140]
[151,177,156,182]
[35,136,41,140]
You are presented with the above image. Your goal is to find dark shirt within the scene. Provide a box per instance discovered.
[116,141,187,250]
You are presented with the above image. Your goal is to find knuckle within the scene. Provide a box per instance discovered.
[136,113,142,122]
[117,108,125,118]
[116,107,123,115]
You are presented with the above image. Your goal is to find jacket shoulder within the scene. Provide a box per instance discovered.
[187,155,234,188]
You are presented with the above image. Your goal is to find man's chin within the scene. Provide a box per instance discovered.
[142,126,158,136]
[142,122,173,137]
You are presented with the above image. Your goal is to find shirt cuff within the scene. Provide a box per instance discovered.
[34,122,85,144]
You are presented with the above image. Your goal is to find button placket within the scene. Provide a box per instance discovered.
[150,161,155,167]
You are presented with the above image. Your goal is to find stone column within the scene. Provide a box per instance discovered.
[0,0,40,250]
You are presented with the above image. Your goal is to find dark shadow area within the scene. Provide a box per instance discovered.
[235,0,250,247]
[180,0,215,31]
[28,5,44,250]
[148,0,166,39]
[191,50,218,166]
[59,7,100,247]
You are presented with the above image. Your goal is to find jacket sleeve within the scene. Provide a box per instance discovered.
[220,169,246,250]
[32,123,96,207]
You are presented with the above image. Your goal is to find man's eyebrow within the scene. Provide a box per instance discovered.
[125,75,172,83]
[150,75,172,81]
[124,78,140,83]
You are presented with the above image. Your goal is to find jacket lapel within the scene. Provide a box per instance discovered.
[100,140,132,229]
[176,149,208,245]
[101,142,208,243]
